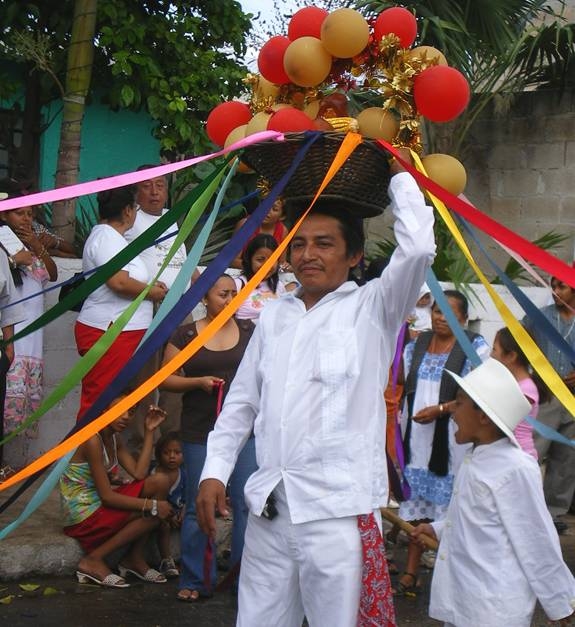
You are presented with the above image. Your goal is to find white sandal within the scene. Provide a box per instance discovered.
[76,570,130,588]
[118,564,167,583]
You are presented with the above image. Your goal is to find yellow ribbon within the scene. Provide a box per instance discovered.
[412,150,575,417]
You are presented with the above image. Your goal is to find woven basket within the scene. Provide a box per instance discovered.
[241,132,391,218]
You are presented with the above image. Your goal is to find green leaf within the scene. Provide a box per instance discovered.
[0,595,14,604]
[43,587,59,596]
[19,583,40,592]
[120,84,135,107]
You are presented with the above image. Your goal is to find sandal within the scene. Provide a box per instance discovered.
[118,564,167,584]
[392,572,418,597]
[177,588,200,602]
[386,558,399,576]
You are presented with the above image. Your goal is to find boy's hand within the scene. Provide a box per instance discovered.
[411,522,437,549]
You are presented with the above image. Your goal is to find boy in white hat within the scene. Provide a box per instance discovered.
[413,357,575,627]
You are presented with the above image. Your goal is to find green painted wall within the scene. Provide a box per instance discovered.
[40,98,160,192]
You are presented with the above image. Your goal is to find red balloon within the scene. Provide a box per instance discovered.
[267,108,315,133]
[413,66,470,123]
[288,7,329,40]
[206,101,252,147]
[374,7,417,48]
[258,36,291,85]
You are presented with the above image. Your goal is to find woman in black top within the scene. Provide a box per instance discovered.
[161,274,255,601]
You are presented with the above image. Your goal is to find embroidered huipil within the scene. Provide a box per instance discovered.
[430,439,575,627]
[201,173,435,523]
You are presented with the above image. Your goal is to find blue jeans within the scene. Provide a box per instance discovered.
[180,438,257,593]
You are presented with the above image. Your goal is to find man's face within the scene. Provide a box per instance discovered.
[290,213,362,306]
[452,389,482,445]
[551,278,575,311]
[136,176,168,216]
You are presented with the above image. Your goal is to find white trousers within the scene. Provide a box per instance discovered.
[237,483,381,627]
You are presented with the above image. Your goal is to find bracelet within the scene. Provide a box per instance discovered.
[438,403,445,415]
[142,497,148,517]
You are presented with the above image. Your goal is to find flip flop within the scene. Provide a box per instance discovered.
[177,589,200,602]
[118,564,167,583]
[76,570,130,588]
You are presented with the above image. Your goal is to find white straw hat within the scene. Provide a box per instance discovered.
[446,358,531,448]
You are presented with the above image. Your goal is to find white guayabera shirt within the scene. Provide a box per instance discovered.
[431,438,575,627]
[201,172,436,523]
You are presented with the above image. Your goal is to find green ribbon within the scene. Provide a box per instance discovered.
[0,161,229,446]
[2,159,231,347]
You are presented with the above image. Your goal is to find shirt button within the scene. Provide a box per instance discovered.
[446,521,451,528]
[439,554,446,560]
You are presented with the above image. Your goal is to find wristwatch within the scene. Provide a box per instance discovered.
[151,499,158,517]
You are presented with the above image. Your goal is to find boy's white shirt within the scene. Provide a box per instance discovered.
[430,438,575,626]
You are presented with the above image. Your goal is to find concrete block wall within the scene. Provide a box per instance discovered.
[366,88,575,271]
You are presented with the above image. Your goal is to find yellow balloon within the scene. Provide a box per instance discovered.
[283,37,332,88]
[224,124,247,149]
[357,108,399,141]
[245,111,272,135]
[421,153,467,196]
[256,75,280,99]
[409,46,448,66]
[321,8,369,59]
[304,99,321,119]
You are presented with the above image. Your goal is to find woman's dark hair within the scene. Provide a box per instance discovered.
[154,431,182,463]
[242,234,280,293]
[495,326,551,404]
[97,185,136,221]
[434,289,469,319]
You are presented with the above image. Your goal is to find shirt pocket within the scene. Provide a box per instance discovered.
[311,329,360,384]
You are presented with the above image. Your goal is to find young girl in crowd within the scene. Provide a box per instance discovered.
[60,398,173,588]
[152,431,185,578]
[491,326,550,459]
[234,234,290,321]
[231,195,289,269]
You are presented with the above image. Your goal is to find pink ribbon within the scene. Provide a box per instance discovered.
[0,131,284,212]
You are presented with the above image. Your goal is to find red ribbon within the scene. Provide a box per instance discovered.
[378,140,575,287]
[203,379,225,594]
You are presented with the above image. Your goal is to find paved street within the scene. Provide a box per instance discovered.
[2,521,573,627]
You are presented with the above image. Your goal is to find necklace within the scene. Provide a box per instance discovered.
[556,311,575,340]
[429,335,456,354]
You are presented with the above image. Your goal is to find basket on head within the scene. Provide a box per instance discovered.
[241,132,391,219]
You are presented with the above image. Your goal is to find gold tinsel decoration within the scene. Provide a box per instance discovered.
[243,25,444,153]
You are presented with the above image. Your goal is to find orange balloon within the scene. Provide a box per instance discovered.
[357,108,399,141]
[409,46,448,66]
[283,37,332,87]
[421,153,467,196]
[320,8,370,58]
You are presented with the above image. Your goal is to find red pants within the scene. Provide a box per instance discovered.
[74,321,146,421]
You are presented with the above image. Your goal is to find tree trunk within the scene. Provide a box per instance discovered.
[52,0,97,244]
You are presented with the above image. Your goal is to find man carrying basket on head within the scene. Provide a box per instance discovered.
[197,144,435,627]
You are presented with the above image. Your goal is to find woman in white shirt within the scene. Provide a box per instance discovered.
[75,186,167,421]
